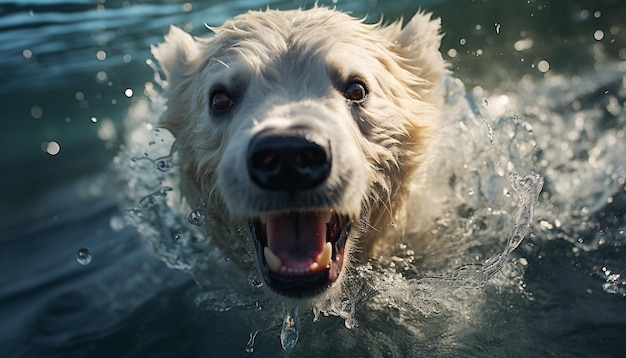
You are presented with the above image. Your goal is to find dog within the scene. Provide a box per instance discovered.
[151,6,447,300]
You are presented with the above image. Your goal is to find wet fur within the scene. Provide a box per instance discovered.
[152,7,447,301]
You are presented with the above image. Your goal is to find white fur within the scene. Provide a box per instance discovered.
[152,7,447,300]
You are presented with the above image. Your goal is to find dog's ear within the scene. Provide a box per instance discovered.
[151,26,200,88]
[388,12,448,104]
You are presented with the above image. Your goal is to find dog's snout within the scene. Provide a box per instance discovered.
[247,131,331,191]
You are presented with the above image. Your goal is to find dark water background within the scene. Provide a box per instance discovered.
[1,0,625,357]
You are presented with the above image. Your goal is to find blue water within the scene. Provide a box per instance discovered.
[1,0,625,357]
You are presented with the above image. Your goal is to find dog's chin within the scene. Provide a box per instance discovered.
[249,210,351,299]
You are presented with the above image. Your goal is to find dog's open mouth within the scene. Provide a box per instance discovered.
[249,210,350,298]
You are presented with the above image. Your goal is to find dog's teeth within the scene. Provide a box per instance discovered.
[315,242,332,269]
[260,213,269,224]
[263,247,282,272]
[322,210,332,224]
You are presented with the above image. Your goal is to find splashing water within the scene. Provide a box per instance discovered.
[280,307,299,350]
[131,155,173,172]
[366,172,543,317]
[245,331,259,353]
[117,74,543,347]
[115,63,626,351]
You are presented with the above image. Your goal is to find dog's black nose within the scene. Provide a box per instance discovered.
[247,131,331,191]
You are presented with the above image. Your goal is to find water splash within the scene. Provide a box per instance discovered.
[381,172,542,311]
[118,74,546,346]
[280,306,299,350]
[599,267,626,297]
[131,155,173,172]
[116,63,626,351]
[311,172,543,326]
[245,331,259,353]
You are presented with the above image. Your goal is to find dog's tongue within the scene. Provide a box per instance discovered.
[266,212,326,272]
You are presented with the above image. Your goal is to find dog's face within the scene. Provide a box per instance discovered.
[152,8,446,299]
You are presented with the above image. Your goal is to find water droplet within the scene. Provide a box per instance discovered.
[245,331,258,353]
[44,141,61,155]
[157,187,173,196]
[188,210,205,226]
[96,71,107,82]
[173,233,182,243]
[138,194,156,208]
[76,247,92,265]
[280,307,299,350]
[344,317,357,329]
[602,282,618,294]
[537,59,550,73]
[31,106,43,119]
[312,305,321,322]
[248,272,264,288]
[153,157,173,172]
[594,29,604,41]
[96,50,107,60]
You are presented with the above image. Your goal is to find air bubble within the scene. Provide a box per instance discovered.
[76,247,92,265]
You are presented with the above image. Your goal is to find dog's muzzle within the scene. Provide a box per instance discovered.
[245,129,351,298]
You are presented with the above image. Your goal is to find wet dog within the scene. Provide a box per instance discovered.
[152,7,446,300]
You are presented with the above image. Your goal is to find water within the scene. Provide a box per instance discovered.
[280,307,299,350]
[1,0,625,357]
[75,247,93,266]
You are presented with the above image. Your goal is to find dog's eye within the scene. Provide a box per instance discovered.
[211,91,233,111]
[344,82,367,102]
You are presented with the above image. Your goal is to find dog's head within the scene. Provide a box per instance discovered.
[152,8,446,299]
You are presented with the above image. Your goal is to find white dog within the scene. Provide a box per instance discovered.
[152,7,447,300]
